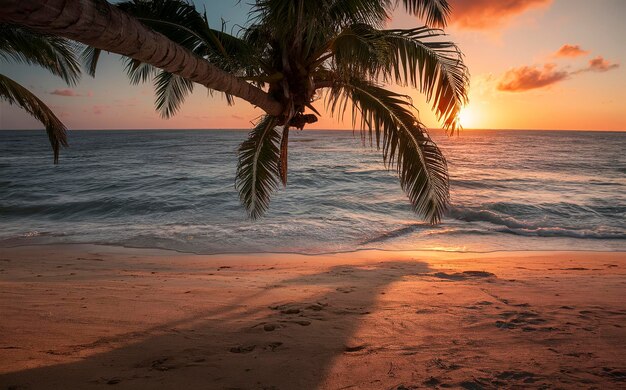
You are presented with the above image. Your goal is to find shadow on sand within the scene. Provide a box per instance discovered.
[1,260,432,389]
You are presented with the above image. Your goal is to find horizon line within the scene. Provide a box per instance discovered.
[1,128,625,133]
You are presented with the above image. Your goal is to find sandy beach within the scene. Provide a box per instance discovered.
[0,245,624,389]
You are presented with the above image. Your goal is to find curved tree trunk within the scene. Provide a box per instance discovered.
[0,0,283,116]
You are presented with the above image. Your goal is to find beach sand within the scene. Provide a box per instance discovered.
[0,245,624,389]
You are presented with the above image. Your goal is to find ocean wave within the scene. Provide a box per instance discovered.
[360,223,426,244]
[497,227,626,239]
[0,197,189,219]
[447,207,530,229]
[448,207,626,239]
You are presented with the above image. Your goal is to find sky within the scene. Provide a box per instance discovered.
[1,0,625,131]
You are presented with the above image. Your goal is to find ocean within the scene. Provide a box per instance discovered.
[1,129,624,254]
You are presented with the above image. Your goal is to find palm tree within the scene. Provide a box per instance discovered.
[0,0,469,223]
[0,24,81,163]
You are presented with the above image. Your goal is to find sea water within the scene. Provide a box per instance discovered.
[1,129,624,253]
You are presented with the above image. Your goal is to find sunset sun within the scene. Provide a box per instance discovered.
[458,106,476,128]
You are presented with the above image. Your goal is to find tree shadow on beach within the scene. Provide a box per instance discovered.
[0,260,432,389]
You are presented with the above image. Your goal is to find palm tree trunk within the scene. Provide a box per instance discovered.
[0,0,283,116]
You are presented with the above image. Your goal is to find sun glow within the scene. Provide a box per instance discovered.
[458,107,476,128]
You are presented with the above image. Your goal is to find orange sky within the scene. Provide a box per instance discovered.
[1,0,624,131]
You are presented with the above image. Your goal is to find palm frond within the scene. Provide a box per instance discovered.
[0,24,81,85]
[400,0,450,27]
[383,27,468,131]
[125,59,159,85]
[327,0,390,27]
[78,0,262,115]
[153,71,194,119]
[80,45,101,77]
[0,74,68,163]
[235,115,282,219]
[328,23,393,80]
[330,25,469,131]
[118,0,261,74]
[326,78,449,223]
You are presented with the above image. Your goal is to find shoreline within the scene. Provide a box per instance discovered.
[1,245,624,388]
[2,242,626,257]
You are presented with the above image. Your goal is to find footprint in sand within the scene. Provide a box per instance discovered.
[422,377,441,387]
[263,323,277,331]
[601,367,626,382]
[263,342,282,352]
[269,303,301,314]
[106,377,122,385]
[428,357,462,371]
[229,345,256,354]
[495,370,539,384]
[150,357,178,371]
[306,303,326,311]
[495,311,556,332]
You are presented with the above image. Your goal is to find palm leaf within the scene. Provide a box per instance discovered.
[235,115,282,219]
[125,59,159,85]
[153,71,194,119]
[326,78,449,223]
[0,74,68,163]
[80,0,260,115]
[0,24,81,86]
[401,0,450,27]
[330,24,469,131]
[383,27,468,131]
[327,0,389,27]
[327,0,450,27]
[80,45,101,77]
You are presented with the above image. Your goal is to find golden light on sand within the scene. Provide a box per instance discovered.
[458,106,476,128]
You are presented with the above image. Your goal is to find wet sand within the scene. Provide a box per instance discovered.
[0,245,625,389]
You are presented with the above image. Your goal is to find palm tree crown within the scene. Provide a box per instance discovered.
[0,24,81,163]
[2,0,469,223]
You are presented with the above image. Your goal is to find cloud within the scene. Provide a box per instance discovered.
[554,44,589,58]
[585,56,619,72]
[497,56,619,92]
[448,0,551,30]
[497,63,569,92]
[50,89,92,97]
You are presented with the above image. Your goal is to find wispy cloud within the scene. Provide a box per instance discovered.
[553,44,588,58]
[497,64,568,92]
[448,0,551,30]
[50,89,92,97]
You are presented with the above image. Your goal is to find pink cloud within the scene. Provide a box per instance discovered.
[50,89,92,97]
[586,56,619,72]
[554,44,589,58]
[498,55,620,92]
[448,0,551,29]
[497,63,569,92]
